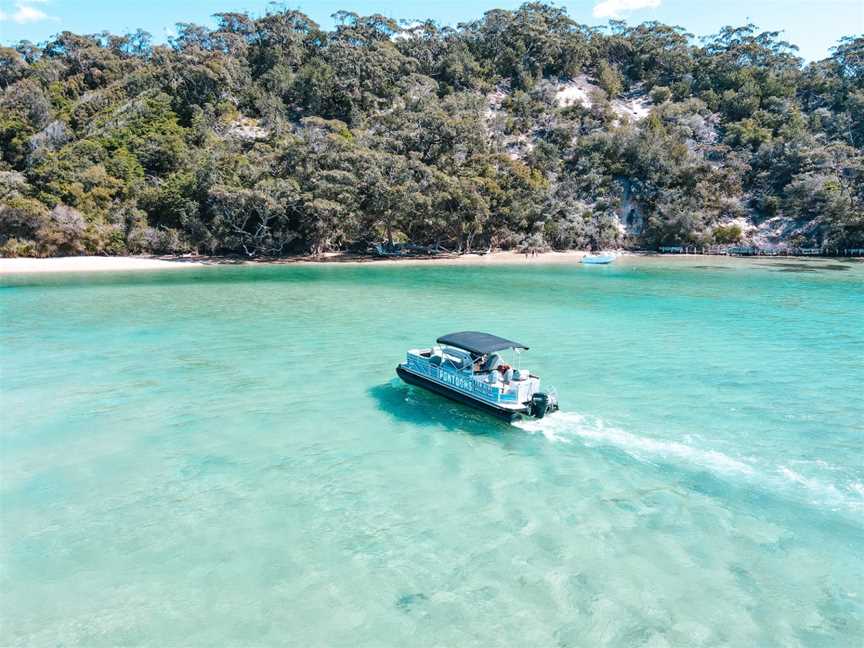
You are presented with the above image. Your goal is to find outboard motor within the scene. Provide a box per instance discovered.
[530,392,558,418]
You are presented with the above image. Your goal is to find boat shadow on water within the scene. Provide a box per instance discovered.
[368,381,516,438]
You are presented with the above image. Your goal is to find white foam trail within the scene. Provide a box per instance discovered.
[515,411,864,517]
[514,411,754,476]
[779,468,864,514]
[780,467,843,497]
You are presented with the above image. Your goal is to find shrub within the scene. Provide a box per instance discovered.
[0,196,49,246]
[713,223,743,244]
[596,61,623,97]
[0,237,39,257]
[37,204,87,256]
[650,86,672,104]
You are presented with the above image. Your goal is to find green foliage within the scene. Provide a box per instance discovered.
[713,223,743,243]
[31,204,87,256]
[464,4,590,90]
[725,118,773,149]
[1,4,862,257]
[0,196,49,253]
[208,181,298,256]
[650,86,672,104]
[597,61,623,97]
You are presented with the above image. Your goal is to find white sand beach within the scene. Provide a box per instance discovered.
[4,251,858,276]
[0,256,206,275]
[294,250,591,266]
[0,251,592,275]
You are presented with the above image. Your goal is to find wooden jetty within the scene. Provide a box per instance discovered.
[656,245,864,258]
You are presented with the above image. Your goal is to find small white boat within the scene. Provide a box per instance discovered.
[581,254,615,265]
[396,331,559,421]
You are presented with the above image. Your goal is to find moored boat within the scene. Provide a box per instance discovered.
[581,253,616,264]
[395,331,559,421]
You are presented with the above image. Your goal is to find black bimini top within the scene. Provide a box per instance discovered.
[436,331,529,355]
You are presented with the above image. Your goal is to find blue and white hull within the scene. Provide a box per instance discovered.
[396,365,525,421]
[581,254,615,264]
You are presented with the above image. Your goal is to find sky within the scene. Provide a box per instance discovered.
[0,0,862,62]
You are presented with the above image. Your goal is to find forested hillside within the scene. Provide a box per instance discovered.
[1,4,862,257]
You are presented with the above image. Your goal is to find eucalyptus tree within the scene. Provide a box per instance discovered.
[464,3,591,89]
[208,179,299,256]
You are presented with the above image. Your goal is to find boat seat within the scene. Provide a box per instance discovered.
[445,356,465,370]
[427,346,443,366]
[482,353,502,372]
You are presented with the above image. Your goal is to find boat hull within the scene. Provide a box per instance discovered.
[581,255,615,264]
[396,365,524,422]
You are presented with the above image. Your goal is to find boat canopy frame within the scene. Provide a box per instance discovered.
[436,331,529,356]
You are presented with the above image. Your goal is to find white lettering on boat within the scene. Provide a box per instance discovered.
[406,354,517,402]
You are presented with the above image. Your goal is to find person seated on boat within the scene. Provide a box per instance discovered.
[496,363,514,384]
[478,353,502,374]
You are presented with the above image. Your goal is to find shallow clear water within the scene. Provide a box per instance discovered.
[2,257,863,647]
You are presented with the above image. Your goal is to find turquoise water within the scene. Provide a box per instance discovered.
[1,257,863,647]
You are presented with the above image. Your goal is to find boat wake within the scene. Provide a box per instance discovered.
[514,412,754,475]
[514,411,864,518]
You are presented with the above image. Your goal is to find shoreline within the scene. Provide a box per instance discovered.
[0,251,592,275]
[1,250,861,276]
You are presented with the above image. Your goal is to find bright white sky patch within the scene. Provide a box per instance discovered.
[0,1,54,24]
[593,0,662,19]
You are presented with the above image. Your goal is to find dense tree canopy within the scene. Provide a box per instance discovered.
[1,4,862,257]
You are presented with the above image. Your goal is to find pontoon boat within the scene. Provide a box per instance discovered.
[396,331,559,421]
